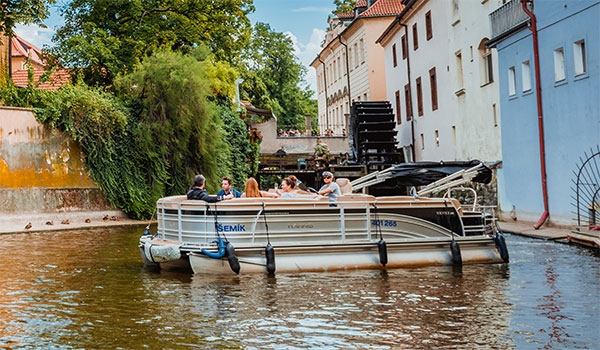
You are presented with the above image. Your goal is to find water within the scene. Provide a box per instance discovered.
[0,228,598,349]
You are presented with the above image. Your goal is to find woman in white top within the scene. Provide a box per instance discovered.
[278,177,297,199]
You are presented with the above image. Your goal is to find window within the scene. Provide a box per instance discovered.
[553,48,565,81]
[349,48,353,70]
[401,35,407,59]
[451,0,460,25]
[395,90,401,124]
[492,104,497,127]
[412,23,418,50]
[429,67,438,110]
[354,43,359,68]
[333,62,337,82]
[573,40,586,75]
[425,11,433,40]
[363,93,367,100]
[416,77,423,116]
[522,61,531,92]
[452,126,456,146]
[392,44,398,67]
[359,39,365,63]
[337,57,342,80]
[456,51,464,91]
[434,130,439,147]
[342,52,346,75]
[508,66,516,96]
[404,84,413,120]
[420,133,425,150]
[479,39,493,84]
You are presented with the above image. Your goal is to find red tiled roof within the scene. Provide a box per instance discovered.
[11,35,44,66]
[12,68,71,91]
[355,0,367,8]
[359,0,405,17]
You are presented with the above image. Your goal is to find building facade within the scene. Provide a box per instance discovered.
[311,0,404,135]
[488,0,600,225]
[378,0,503,162]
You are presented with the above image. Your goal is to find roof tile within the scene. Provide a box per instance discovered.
[358,0,404,17]
[12,68,71,91]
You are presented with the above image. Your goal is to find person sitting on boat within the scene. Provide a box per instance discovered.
[318,171,341,203]
[278,177,297,199]
[187,175,232,202]
[217,176,241,199]
[241,177,278,198]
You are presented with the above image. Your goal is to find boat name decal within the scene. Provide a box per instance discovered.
[288,224,314,229]
[436,211,455,216]
[217,224,246,232]
[371,220,397,227]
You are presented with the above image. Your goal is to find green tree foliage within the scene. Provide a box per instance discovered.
[1,48,258,219]
[0,0,56,37]
[332,0,357,15]
[239,22,316,128]
[50,0,254,87]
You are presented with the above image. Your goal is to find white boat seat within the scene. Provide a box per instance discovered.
[336,178,353,194]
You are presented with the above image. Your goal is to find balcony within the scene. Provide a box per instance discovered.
[489,0,532,42]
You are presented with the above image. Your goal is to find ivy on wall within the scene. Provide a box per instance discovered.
[1,49,260,219]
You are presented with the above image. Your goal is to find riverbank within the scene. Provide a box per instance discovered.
[0,210,151,235]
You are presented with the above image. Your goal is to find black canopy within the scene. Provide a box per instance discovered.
[389,160,492,187]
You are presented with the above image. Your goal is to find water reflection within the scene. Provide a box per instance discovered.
[0,228,598,349]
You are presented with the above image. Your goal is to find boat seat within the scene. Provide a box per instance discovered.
[336,178,353,194]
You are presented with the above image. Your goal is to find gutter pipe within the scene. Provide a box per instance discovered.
[317,55,330,130]
[400,22,416,161]
[337,35,352,114]
[521,0,549,229]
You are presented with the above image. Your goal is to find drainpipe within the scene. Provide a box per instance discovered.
[521,0,549,229]
[318,55,329,130]
[337,35,352,115]
[400,22,416,161]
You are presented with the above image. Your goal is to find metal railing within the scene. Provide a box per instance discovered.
[572,146,600,228]
[489,0,531,39]
[155,198,468,249]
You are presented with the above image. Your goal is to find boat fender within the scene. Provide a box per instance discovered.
[265,243,276,275]
[494,233,510,263]
[145,243,181,263]
[201,236,226,259]
[378,239,388,267]
[225,242,240,274]
[142,227,151,236]
[450,241,462,267]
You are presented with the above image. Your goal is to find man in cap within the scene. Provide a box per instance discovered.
[318,171,341,203]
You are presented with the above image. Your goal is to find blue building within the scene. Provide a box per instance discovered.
[487,0,600,226]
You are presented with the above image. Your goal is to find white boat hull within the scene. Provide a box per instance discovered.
[140,194,508,274]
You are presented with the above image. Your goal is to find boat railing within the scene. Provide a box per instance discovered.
[417,163,483,196]
[156,197,464,246]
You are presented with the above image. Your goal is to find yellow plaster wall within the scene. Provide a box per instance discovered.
[0,107,97,188]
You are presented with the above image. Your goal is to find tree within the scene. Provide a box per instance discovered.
[0,0,56,37]
[332,0,356,15]
[240,22,316,129]
[50,0,254,87]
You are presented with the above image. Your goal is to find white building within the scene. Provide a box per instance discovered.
[377,0,502,163]
[311,0,404,135]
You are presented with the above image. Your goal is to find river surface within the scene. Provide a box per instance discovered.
[0,227,598,349]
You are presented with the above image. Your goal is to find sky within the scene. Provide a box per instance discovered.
[14,0,336,94]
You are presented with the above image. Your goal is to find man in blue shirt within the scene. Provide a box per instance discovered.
[217,176,241,199]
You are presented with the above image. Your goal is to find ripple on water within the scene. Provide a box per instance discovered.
[0,229,598,348]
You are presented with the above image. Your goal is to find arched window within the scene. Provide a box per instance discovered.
[479,38,494,85]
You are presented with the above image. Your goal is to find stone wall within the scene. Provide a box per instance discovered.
[0,107,114,213]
